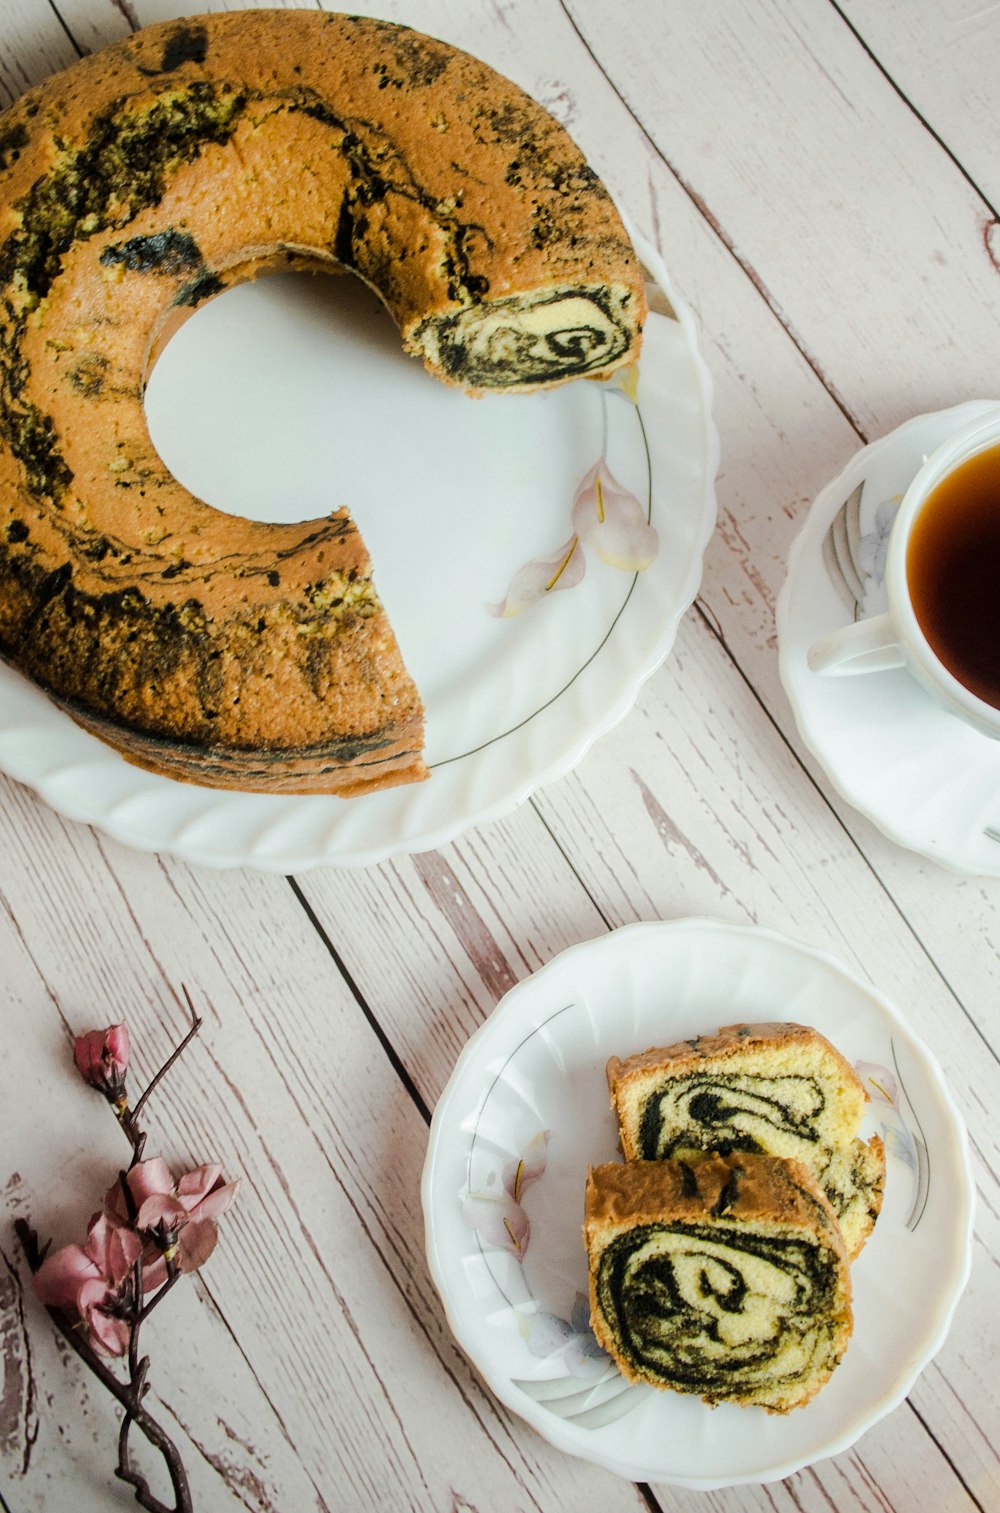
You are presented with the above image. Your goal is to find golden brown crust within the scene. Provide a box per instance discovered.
[605,1021,884,1258]
[585,1152,848,1244]
[0,10,645,792]
[606,1021,860,1096]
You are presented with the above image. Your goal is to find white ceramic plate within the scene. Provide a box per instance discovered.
[421,919,974,1488]
[777,400,1000,876]
[0,230,717,871]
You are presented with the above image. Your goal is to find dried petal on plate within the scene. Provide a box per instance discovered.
[608,362,640,403]
[855,1060,899,1107]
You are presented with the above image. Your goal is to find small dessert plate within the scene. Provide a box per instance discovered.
[421,919,974,1489]
[776,401,1000,875]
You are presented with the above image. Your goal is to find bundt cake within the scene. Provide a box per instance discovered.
[585,1153,854,1412]
[0,10,646,793]
[606,1022,885,1258]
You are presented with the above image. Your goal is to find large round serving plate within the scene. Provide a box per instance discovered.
[421,919,974,1488]
[0,230,717,871]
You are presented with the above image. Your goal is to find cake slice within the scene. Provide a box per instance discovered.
[584,1154,853,1412]
[606,1022,884,1258]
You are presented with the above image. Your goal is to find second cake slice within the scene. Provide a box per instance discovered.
[606,1021,885,1258]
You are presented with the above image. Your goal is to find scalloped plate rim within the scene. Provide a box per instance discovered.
[421,918,975,1488]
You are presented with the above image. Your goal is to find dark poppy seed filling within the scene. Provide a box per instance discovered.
[609,1024,886,1259]
[637,1071,827,1158]
[417,287,634,387]
[585,1155,854,1413]
[594,1220,843,1401]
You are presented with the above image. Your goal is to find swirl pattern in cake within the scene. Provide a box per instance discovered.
[585,1154,853,1412]
[607,1021,885,1257]
[0,11,645,793]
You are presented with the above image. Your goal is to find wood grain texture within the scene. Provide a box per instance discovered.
[1,1,998,1510]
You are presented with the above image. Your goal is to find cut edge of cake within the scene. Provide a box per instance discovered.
[584,1153,854,1413]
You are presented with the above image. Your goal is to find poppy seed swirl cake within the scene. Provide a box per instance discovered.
[607,1022,885,1258]
[0,10,646,793]
[585,1153,854,1412]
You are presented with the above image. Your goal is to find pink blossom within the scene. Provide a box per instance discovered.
[572,460,658,571]
[73,1024,130,1107]
[34,1212,142,1357]
[107,1158,239,1286]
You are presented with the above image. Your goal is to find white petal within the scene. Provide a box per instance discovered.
[461,1191,530,1259]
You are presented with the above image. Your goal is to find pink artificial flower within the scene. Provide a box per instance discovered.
[488,535,585,618]
[73,1024,131,1108]
[572,459,658,571]
[34,1212,142,1357]
[107,1158,239,1288]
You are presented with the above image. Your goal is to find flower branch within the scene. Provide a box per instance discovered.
[15,989,239,1513]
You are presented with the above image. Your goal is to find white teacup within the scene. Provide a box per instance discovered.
[807,410,1000,740]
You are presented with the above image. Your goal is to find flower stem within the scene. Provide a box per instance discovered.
[129,988,202,1131]
[14,1220,193,1513]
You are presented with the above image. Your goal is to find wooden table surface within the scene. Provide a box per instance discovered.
[2,2,998,1510]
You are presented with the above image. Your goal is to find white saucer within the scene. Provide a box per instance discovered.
[421,920,974,1487]
[777,401,1000,876]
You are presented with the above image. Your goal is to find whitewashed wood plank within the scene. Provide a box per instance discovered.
[561,0,1000,438]
[843,0,1000,215]
[0,776,654,1512]
[0,3,81,109]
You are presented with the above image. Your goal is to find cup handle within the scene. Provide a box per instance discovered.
[807,613,906,676]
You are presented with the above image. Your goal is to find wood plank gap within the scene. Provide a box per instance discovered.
[557,0,867,442]
[527,797,617,930]
[692,600,1000,1067]
[286,875,433,1124]
[180,1274,335,1513]
[903,1399,990,1513]
[828,0,999,219]
[42,0,85,55]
